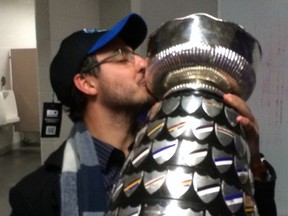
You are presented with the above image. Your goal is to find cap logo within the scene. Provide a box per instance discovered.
[82,28,106,34]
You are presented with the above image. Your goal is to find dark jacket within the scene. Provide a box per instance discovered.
[9,144,65,216]
[254,159,277,216]
[9,144,277,216]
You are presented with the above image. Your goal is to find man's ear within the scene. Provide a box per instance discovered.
[73,73,97,95]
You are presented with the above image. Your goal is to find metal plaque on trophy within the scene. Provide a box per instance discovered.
[107,13,262,216]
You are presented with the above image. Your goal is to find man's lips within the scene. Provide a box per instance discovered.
[139,77,147,86]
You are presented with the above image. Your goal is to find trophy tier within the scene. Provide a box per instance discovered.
[146,13,262,100]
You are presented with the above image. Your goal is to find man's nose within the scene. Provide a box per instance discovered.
[135,55,147,71]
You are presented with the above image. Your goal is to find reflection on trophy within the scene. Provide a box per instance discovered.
[107,13,262,216]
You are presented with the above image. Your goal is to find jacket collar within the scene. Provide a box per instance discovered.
[44,142,66,170]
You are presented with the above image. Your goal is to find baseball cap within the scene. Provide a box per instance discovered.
[50,13,147,107]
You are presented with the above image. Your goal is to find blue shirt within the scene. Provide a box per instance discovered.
[92,137,126,205]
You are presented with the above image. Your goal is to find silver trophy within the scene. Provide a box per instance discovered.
[108,13,261,216]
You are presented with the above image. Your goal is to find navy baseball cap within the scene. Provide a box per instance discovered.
[50,13,147,107]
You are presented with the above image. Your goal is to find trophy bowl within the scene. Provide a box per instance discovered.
[146,13,262,100]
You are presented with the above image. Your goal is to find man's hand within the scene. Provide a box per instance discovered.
[223,93,264,176]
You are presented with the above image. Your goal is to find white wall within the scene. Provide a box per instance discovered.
[0,0,36,49]
[219,0,288,215]
[0,0,36,154]
[0,0,36,88]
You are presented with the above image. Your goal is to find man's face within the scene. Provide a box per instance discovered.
[93,39,155,113]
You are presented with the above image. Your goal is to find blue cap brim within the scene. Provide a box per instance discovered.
[88,13,147,54]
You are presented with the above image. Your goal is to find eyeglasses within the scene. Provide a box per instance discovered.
[83,48,137,73]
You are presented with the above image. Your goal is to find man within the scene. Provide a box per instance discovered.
[10,13,153,216]
[9,13,276,216]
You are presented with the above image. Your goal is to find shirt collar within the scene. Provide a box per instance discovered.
[92,137,127,173]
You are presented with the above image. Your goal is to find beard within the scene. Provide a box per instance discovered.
[98,81,156,116]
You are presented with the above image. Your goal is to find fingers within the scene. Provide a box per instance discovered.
[223,93,261,165]
[223,94,251,118]
[223,93,258,127]
[223,93,259,131]
[237,115,259,138]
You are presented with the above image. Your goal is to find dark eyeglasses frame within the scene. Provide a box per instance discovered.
[82,48,136,73]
